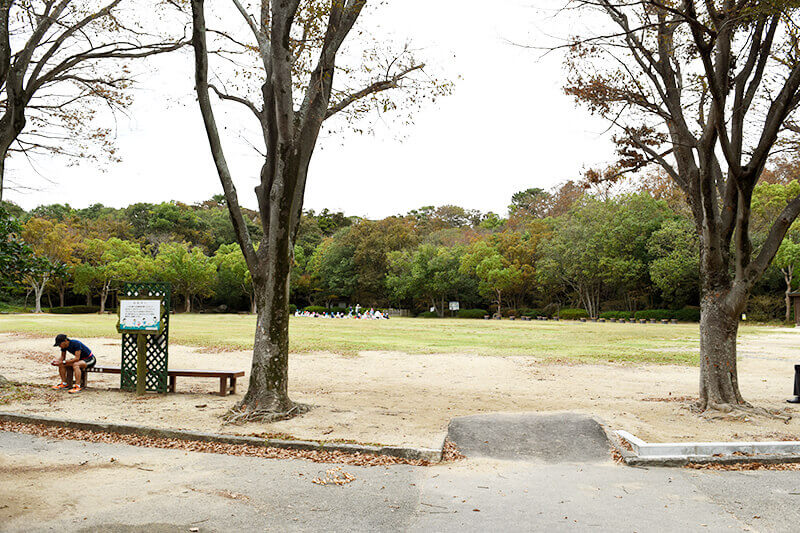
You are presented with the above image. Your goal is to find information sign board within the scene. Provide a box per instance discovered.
[449,301,460,311]
[119,299,162,333]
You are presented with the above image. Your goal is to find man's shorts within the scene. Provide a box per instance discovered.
[82,355,96,369]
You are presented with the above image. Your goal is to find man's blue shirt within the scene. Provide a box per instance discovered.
[65,339,93,360]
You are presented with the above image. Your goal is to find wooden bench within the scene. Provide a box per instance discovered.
[65,366,245,396]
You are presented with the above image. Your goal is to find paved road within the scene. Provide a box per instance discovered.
[2,430,799,532]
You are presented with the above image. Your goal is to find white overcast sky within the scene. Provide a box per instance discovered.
[7,0,614,219]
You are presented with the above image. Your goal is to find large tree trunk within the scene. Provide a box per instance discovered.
[184,293,191,313]
[58,286,65,307]
[238,241,294,414]
[0,152,5,203]
[698,286,746,410]
[86,293,92,306]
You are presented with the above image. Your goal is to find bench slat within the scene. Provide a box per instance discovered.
[168,370,245,377]
[80,366,244,396]
[87,366,243,378]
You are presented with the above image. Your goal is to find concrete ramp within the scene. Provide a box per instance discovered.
[447,412,611,463]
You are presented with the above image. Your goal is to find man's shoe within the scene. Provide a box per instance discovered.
[52,382,69,390]
[67,385,81,394]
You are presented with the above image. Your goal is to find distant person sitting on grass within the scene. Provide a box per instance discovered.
[51,334,96,393]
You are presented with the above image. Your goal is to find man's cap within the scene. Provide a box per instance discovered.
[54,334,68,346]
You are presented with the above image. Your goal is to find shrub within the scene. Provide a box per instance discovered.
[559,308,589,320]
[675,307,701,322]
[458,308,488,319]
[746,296,783,322]
[519,308,552,318]
[49,305,101,314]
[599,311,633,320]
[417,311,438,318]
[303,306,328,314]
[288,304,297,314]
[634,309,675,321]
[330,306,348,315]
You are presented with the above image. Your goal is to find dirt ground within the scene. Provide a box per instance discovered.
[2,329,800,448]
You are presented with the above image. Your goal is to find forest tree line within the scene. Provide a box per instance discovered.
[2,166,800,321]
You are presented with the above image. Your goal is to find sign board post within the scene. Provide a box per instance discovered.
[117,283,170,394]
[136,333,148,395]
[449,301,460,318]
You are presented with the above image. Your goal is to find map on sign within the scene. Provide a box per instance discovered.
[449,301,460,311]
[119,299,162,332]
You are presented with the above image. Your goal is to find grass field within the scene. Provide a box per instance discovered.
[0,313,713,364]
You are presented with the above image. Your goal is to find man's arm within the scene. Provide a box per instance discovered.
[53,349,67,366]
[64,350,80,365]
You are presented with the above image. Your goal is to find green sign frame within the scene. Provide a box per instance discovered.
[119,283,171,394]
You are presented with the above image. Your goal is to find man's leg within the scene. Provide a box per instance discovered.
[58,362,67,383]
[71,361,87,389]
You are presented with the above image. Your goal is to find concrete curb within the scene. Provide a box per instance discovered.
[612,429,800,467]
[0,411,443,463]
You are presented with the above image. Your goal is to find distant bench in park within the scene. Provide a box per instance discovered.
[65,366,245,396]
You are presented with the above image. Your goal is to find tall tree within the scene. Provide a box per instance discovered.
[648,218,700,308]
[156,242,216,313]
[774,239,800,323]
[460,240,523,315]
[214,243,255,312]
[0,0,184,200]
[190,0,449,420]
[20,217,79,312]
[0,203,32,291]
[563,0,800,413]
[387,244,469,316]
[73,238,149,312]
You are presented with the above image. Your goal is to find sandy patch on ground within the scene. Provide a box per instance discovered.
[2,329,800,448]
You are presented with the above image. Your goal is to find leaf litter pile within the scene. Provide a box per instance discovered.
[312,466,357,486]
[0,420,466,467]
[687,461,800,471]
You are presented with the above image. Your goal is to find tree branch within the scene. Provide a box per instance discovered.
[191,0,258,271]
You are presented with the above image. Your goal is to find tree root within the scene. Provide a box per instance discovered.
[691,401,792,423]
[222,402,312,425]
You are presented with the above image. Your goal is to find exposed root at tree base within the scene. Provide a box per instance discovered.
[688,401,792,423]
[222,402,313,425]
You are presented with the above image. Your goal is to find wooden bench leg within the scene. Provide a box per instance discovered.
[230,377,236,395]
[169,375,176,393]
[219,377,227,396]
[81,371,87,389]
[65,367,74,387]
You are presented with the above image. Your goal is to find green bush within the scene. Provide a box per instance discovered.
[458,308,488,319]
[288,304,297,314]
[520,308,552,318]
[675,307,701,322]
[559,308,589,320]
[417,311,438,318]
[746,296,783,322]
[599,311,633,320]
[49,305,100,314]
[0,302,28,314]
[634,309,675,321]
[519,308,555,318]
[303,306,328,314]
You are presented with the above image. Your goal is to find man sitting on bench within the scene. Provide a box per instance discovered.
[51,334,96,393]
